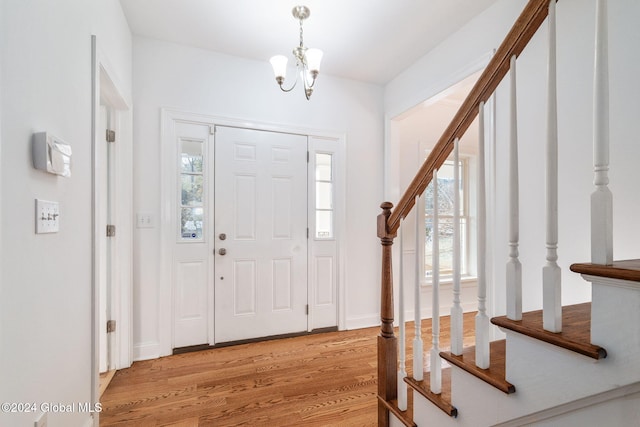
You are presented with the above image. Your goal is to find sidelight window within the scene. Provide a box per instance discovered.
[315,153,333,239]
[179,139,204,240]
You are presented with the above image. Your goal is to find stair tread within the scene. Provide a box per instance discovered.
[405,367,457,417]
[378,390,416,427]
[440,340,515,394]
[491,303,607,360]
[570,259,640,283]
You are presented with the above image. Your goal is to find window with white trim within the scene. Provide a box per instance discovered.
[424,158,470,279]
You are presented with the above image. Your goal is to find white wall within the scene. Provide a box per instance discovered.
[94,0,133,99]
[385,0,640,318]
[0,1,131,426]
[132,37,385,359]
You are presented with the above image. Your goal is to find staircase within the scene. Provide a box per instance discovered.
[376,0,640,426]
[397,264,640,427]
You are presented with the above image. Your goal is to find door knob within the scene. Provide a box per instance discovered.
[218,248,227,256]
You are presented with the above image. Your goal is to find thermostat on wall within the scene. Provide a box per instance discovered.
[32,132,72,177]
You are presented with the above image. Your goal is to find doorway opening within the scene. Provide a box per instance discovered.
[391,69,486,317]
[91,36,134,415]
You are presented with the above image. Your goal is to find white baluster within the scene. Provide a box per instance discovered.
[430,170,442,394]
[451,138,463,356]
[591,0,613,265]
[476,101,490,369]
[543,0,562,333]
[506,55,523,322]
[413,195,424,381]
[397,218,408,411]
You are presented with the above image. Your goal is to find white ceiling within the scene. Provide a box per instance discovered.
[119,0,499,84]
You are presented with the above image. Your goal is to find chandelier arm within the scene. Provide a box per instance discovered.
[277,71,299,92]
[306,75,318,89]
[279,80,298,93]
[301,64,318,90]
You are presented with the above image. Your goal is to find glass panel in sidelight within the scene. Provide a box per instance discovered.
[315,153,332,181]
[181,207,204,239]
[316,182,333,210]
[181,139,204,173]
[316,210,333,239]
[181,175,204,206]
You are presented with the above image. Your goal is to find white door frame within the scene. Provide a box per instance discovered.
[97,104,111,373]
[91,35,133,417]
[159,109,346,356]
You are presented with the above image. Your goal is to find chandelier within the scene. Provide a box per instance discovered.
[269,6,323,100]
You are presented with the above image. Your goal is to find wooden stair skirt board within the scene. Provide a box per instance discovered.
[570,259,640,283]
[492,303,607,360]
[405,367,458,417]
[378,393,416,427]
[440,340,516,394]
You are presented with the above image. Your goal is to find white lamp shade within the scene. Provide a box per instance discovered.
[270,55,288,79]
[305,48,323,73]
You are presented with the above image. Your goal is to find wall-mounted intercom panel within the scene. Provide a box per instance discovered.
[32,132,72,177]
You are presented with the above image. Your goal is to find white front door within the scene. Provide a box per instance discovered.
[214,126,308,343]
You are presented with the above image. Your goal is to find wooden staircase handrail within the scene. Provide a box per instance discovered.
[387,0,554,234]
[378,1,558,425]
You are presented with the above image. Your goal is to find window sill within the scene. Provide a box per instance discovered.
[421,275,477,288]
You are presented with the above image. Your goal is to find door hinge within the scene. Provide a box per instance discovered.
[307,151,309,163]
[106,320,116,333]
[210,126,215,135]
[305,304,309,315]
[307,227,309,239]
[106,129,116,143]
[106,224,116,237]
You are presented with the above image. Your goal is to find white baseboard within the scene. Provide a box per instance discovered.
[346,304,480,332]
[346,313,380,330]
[133,341,161,361]
[493,382,640,427]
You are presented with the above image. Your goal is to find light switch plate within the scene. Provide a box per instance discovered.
[35,199,59,234]
[136,212,154,228]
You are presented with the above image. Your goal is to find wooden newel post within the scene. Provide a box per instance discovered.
[377,202,397,427]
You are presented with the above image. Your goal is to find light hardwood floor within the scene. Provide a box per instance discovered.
[100,313,476,426]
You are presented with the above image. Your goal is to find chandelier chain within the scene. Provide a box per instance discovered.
[299,18,304,49]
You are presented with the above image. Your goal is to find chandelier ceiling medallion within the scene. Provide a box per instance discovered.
[269,5,323,100]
